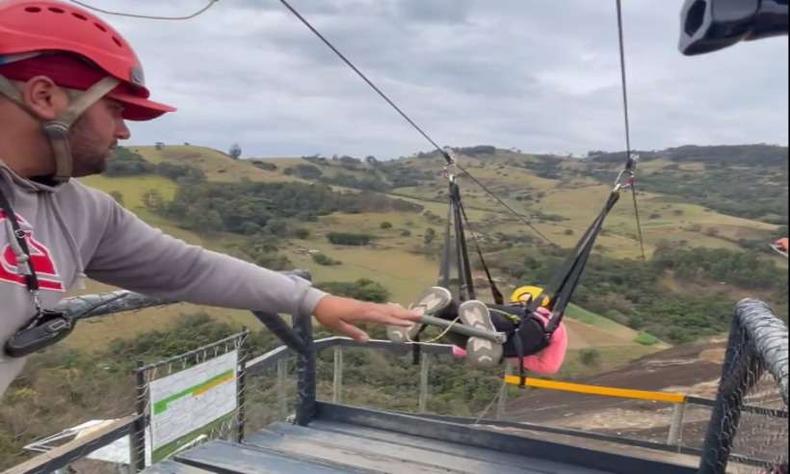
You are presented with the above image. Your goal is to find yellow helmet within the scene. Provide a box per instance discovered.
[510,285,550,307]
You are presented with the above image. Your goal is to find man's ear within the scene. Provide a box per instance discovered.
[21,76,69,121]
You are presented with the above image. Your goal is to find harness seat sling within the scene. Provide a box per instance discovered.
[421,159,634,387]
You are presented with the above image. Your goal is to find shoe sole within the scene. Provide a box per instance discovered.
[387,287,453,343]
[459,300,502,368]
[411,287,453,315]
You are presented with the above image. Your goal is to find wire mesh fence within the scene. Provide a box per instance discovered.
[130,330,249,470]
[728,372,789,473]
[243,355,298,434]
[699,299,788,474]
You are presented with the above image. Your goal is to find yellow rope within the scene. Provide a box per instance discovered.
[404,303,463,345]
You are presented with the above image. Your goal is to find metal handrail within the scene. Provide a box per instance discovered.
[23,292,787,474]
[699,299,789,474]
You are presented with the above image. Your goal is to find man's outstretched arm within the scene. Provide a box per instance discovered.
[84,190,419,340]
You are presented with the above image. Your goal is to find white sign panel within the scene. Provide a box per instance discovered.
[149,350,238,450]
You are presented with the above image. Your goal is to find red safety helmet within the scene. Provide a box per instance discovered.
[0,0,174,121]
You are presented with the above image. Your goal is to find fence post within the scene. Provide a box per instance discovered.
[666,402,686,448]
[294,310,316,426]
[497,364,513,420]
[236,329,249,443]
[277,358,288,420]
[332,346,344,404]
[129,361,147,473]
[419,353,430,413]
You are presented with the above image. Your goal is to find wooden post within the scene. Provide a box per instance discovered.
[332,346,343,404]
[418,354,430,413]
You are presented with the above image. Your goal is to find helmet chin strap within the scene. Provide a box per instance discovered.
[0,75,119,182]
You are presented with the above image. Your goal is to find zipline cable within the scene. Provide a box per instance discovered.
[615,0,647,260]
[69,0,220,21]
[278,0,552,245]
[278,0,445,158]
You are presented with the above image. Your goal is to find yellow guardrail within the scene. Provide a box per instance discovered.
[504,376,687,404]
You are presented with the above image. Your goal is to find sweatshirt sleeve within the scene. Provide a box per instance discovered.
[84,193,327,316]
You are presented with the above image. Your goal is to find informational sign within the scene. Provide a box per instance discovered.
[148,350,238,451]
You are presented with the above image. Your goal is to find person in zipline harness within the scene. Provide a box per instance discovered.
[388,286,568,374]
[0,0,420,396]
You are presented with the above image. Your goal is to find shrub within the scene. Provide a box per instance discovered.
[293,228,311,239]
[423,228,436,245]
[312,253,342,266]
[634,332,660,346]
[109,191,124,206]
[318,279,390,303]
[105,147,154,176]
[328,232,373,246]
[579,349,600,367]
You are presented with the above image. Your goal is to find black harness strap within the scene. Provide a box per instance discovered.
[439,200,453,289]
[458,199,504,305]
[529,190,622,337]
[512,327,526,388]
[1,187,76,358]
[450,181,475,301]
[0,188,40,293]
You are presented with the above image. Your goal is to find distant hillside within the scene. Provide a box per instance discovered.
[78,143,787,346]
[4,143,786,470]
[585,145,789,224]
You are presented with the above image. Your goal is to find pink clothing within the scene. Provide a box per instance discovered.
[452,307,568,375]
[515,308,568,374]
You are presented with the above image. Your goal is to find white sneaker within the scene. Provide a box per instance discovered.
[459,300,502,368]
[387,287,452,343]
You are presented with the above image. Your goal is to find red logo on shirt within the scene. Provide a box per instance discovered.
[0,210,65,292]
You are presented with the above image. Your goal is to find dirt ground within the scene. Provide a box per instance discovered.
[507,339,727,426]
[504,338,787,470]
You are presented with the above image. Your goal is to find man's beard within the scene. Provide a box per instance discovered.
[67,117,114,178]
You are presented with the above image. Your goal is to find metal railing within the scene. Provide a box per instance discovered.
[9,291,788,473]
[698,299,789,474]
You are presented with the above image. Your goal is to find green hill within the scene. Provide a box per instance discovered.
[3,142,784,469]
[69,143,787,351]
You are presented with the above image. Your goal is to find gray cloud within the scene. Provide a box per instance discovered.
[85,0,789,159]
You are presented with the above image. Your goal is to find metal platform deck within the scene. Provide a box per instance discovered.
[144,403,698,474]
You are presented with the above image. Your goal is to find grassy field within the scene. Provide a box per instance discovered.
[131,145,295,183]
[67,144,782,359]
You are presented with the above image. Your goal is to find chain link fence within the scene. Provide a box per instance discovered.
[129,330,248,470]
[699,299,788,474]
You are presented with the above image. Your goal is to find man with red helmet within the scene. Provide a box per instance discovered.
[0,0,420,394]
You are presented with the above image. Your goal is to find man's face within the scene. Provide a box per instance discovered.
[68,97,130,177]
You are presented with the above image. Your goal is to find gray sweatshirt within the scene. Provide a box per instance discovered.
[0,161,327,395]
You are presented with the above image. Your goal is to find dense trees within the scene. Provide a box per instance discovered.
[587,145,788,224]
[104,147,205,183]
[105,147,154,176]
[499,244,788,343]
[158,181,419,235]
[317,278,390,302]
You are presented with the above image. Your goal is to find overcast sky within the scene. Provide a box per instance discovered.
[92,0,788,159]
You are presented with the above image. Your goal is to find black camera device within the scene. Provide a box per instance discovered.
[4,310,75,358]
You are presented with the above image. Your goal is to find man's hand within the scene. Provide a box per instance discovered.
[313,295,422,342]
